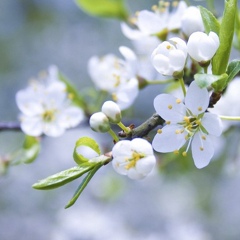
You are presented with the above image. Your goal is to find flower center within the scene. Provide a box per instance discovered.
[182,116,201,135]
[125,151,145,170]
[42,110,56,122]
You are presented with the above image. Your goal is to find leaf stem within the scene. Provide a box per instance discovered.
[179,78,186,97]
[108,129,119,142]
[117,121,131,134]
[219,115,240,121]
[147,79,174,85]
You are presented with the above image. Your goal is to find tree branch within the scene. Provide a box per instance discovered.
[0,122,21,132]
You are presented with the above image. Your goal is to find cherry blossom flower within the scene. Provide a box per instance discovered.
[16,72,84,137]
[181,6,204,37]
[152,81,222,168]
[112,138,156,179]
[88,46,139,110]
[151,37,187,77]
[121,1,187,39]
[187,31,220,63]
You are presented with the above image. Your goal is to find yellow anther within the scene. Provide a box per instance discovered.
[200,147,204,151]
[112,93,118,101]
[151,5,158,11]
[175,129,180,134]
[157,129,162,134]
[168,104,173,109]
[166,121,171,125]
[184,116,190,123]
[198,107,202,111]
[172,1,179,7]
[68,93,74,100]
[182,151,187,157]
[201,135,206,140]
[196,119,201,125]
[176,98,181,104]
[174,150,179,155]
[166,45,171,49]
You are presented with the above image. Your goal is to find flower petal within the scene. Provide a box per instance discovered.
[154,94,186,122]
[127,168,145,180]
[130,138,154,156]
[191,132,214,169]
[185,81,209,115]
[112,156,128,175]
[152,124,187,153]
[20,116,43,136]
[136,156,156,175]
[201,112,222,136]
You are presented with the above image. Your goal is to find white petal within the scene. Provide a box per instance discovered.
[191,132,214,168]
[154,94,186,122]
[20,116,43,136]
[130,138,154,156]
[120,22,145,40]
[185,81,209,115]
[58,106,84,128]
[136,156,156,175]
[201,112,222,136]
[138,10,164,34]
[112,140,132,157]
[115,78,139,110]
[152,124,187,153]
[127,168,145,180]
[42,122,65,137]
[112,156,128,175]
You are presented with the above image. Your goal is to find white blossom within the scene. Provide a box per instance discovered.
[88,46,139,110]
[112,138,156,179]
[89,112,110,133]
[151,37,187,77]
[101,101,122,124]
[152,81,222,169]
[16,75,84,137]
[121,1,187,39]
[210,77,240,130]
[187,31,220,63]
[181,6,204,37]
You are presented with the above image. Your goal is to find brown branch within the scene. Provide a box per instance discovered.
[0,122,21,132]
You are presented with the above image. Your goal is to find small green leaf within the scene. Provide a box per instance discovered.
[199,6,220,34]
[14,135,40,164]
[194,73,228,89]
[212,0,237,75]
[75,0,129,20]
[226,60,240,83]
[32,164,95,190]
[58,72,87,110]
[65,163,103,208]
[73,137,101,165]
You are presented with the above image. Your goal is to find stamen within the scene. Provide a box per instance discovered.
[157,129,162,134]
[182,151,187,157]
[168,104,173,109]
[112,93,118,101]
[174,150,179,155]
[200,147,204,151]
[198,107,202,111]
[176,98,181,104]
[166,121,171,125]
[201,135,206,140]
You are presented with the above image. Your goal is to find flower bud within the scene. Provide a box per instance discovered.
[181,6,204,37]
[151,37,187,77]
[187,31,220,64]
[89,112,110,132]
[101,101,122,123]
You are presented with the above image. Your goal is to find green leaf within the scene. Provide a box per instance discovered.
[32,164,96,190]
[75,0,129,20]
[212,0,237,75]
[58,72,87,110]
[199,6,220,34]
[73,137,101,165]
[65,163,103,208]
[226,60,240,83]
[194,73,228,89]
[14,135,40,164]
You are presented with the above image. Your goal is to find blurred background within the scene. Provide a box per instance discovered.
[1,0,240,239]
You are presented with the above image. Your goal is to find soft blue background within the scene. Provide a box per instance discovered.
[1,1,240,240]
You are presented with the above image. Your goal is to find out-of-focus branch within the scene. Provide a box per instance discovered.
[0,122,21,132]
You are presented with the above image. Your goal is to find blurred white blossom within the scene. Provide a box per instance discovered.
[88,46,139,110]
[16,67,84,137]
[181,6,204,37]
